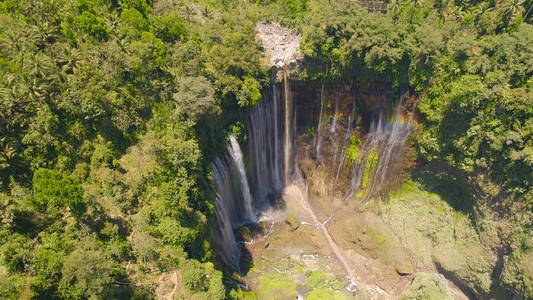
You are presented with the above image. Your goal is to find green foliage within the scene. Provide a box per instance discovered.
[152,217,196,247]
[172,76,219,123]
[306,269,331,288]
[58,244,114,299]
[180,260,225,299]
[128,31,167,72]
[306,287,351,300]
[346,135,361,163]
[31,232,71,297]
[500,249,533,298]
[256,272,298,299]
[0,272,26,300]
[0,232,34,273]
[74,10,108,40]
[237,75,262,106]
[0,0,251,296]
[361,149,379,192]
[149,12,186,43]
[121,8,150,36]
[33,169,85,219]
[300,3,409,83]
[0,0,531,298]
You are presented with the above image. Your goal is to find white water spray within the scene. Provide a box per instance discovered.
[228,134,256,222]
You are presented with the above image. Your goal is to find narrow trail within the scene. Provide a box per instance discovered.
[169,271,178,300]
[284,183,388,297]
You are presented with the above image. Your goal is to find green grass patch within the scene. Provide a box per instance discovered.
[305,270,332,288]
[256,273,298,300]
[306,287,352,300]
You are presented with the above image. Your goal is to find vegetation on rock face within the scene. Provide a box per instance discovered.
[0,0,531,298]
[383,184,499,296]
[399,272,455,300]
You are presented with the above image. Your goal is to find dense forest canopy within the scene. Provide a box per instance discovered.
[0,0,531,298]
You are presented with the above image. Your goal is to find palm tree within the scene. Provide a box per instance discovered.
[435,0,450,23]
[57,46,82,76]
[20,52,57,103]
[409,0,424,23]
[0,27,25,59]
[389,0,402,22]
[502,0,525,26]
[505,0,525,17]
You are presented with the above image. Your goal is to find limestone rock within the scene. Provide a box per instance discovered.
[394,258,413,275]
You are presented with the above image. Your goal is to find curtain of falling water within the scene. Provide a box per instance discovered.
[213,80,288,271]
[213,197,241,271]
[228,134,256,222]
[212,137,258,271]
[343,99,413,204]
[247,85,284,207]
[315,84,325,161]
[283,70,292,185]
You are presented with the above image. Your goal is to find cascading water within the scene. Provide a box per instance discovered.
[247,85,284,205]
[212,75,414,272]
[212,140,255,228]
[330,91,339,134]
[315,84,325,161]
[283,70,293,185]
[213,79,289,271]
[229,134,256,222]
[213,197,241,271]
[343,100,413,206]
[212,135,259,270]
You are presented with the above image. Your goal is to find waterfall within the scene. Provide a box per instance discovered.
[334,115,353,191]
[213,197,241,271]
[343,100,413,204]
[247,85,283,206]
[212,77,414,271]
[330,91,339,134]
[229,134,256,222]
[213,81,288,271]
[273,84,281,186]
[315,84,325,161]
[212,135,258,270]
[335,97,357,191]
[213,147,254,227]
[363,102,412,202]
[283,70,292,185]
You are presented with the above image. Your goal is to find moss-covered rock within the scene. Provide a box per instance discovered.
[394,258,413,275]
[500,249,533,298]
[239,226,253,242]
[399,272,455,300]
[285,215,300,231]
[329,211,413,276]
[384,188,497,297]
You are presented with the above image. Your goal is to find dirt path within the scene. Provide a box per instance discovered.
[284,183,391,298]
[170,271,178,300]
[155,271,178,300]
